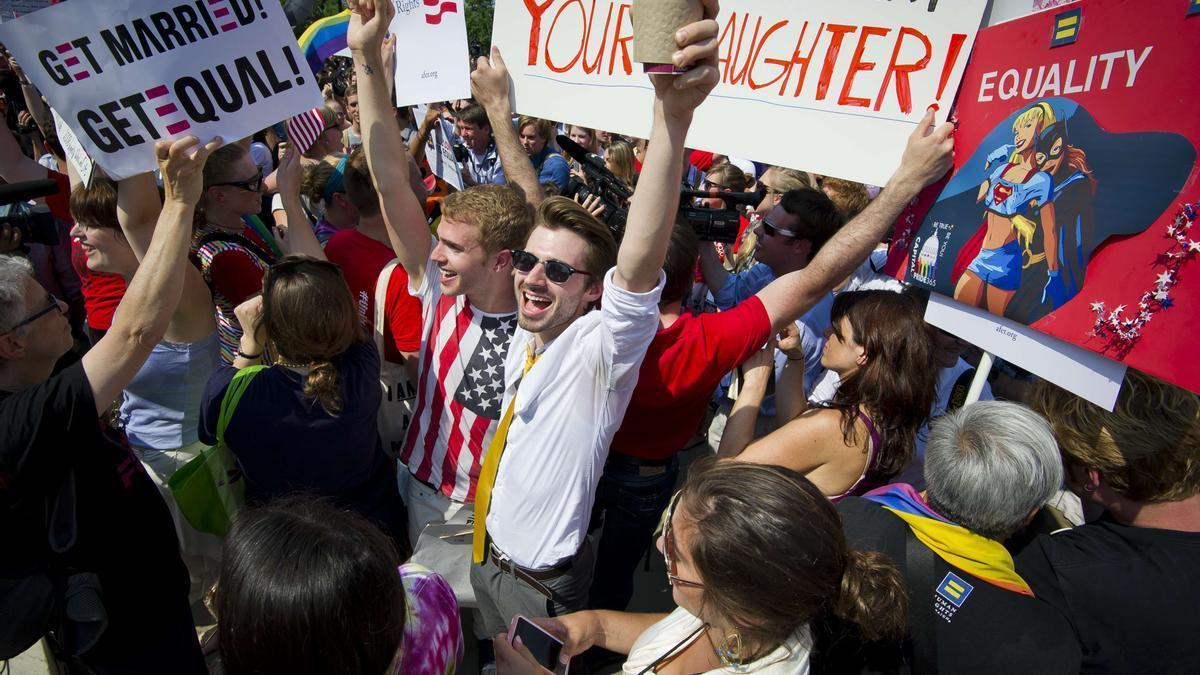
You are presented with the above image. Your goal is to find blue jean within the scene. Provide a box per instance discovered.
[587,454,679,611]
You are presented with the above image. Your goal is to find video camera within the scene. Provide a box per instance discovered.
[558,134,631,236]
[557,134,760,244]
[0,178,61,247]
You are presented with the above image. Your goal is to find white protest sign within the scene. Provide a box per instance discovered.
[51,107,93,187]
[0,0,323,180]
[389,0,471,107]
[424,117,464,191]
[984,0,1077,27]
[492,0,988,186]
[925,294,1127,410]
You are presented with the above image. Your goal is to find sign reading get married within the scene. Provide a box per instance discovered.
[493,0,988,186]
[0,0,323,179]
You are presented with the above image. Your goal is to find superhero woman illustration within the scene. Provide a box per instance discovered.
[952,102,1062,316]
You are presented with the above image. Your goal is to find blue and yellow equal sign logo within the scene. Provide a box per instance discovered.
[1050,8,1082,48]
[936,572,974,608]
[1189,0,1199,18]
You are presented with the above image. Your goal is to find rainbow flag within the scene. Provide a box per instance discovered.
[297,9,351,75]
[864,484,1034,597]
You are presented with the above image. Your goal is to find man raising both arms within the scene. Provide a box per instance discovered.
[347,0,543,544]
[461,3,724,634]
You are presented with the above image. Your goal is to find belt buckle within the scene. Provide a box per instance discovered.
[639,464,667,477]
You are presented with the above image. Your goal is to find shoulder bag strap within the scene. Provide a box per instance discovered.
[374,260,401,356]
[217,365,267,445]
[905,525,939,674]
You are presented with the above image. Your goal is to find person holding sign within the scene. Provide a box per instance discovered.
[0,136,220,673]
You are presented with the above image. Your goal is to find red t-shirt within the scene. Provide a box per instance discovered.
[610,295,771,460]
[325,229,421,361]
[689,149,716,172]
[47,171,126,331]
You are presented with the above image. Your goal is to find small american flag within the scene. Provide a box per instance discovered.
[286,107,326,155]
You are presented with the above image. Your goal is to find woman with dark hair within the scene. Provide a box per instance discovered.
[197,257,406,548]
[495,460,906,673]
[719,290,937,499]
[216,498,463,675]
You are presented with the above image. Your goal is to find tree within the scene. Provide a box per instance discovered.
[293,0,347,38]
[465,0,495,60]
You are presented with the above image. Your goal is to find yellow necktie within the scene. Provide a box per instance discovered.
[472,345,539,564]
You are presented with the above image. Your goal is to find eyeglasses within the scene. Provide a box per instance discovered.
[662,491,704,590]
[510,250,591,284]
[2,293,62,335]
[211,167,263,192]
[759,216,800,239]
[701,180,730,192]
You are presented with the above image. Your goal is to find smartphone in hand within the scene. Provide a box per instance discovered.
[508,615,568,674]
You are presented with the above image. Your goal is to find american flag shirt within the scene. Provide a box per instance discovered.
[399,257,517,503]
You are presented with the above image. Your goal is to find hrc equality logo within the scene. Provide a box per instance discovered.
[936,571,975,608]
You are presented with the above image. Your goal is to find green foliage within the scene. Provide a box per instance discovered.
[294,0,347,38]
[465,0,495,56]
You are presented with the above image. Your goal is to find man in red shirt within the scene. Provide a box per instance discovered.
[591,108,958,610]
[324,149,423,456]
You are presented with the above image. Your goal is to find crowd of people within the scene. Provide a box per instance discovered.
[1,0,1197,673]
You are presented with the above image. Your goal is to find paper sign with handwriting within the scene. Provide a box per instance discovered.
[492,0,988,185]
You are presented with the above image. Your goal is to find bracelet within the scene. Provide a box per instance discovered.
[236,349,262,360]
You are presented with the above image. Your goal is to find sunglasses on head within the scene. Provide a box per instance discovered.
[662,491,704,590]
[212,167,263,192]
[759,216,800,239]
[510,250,591,284]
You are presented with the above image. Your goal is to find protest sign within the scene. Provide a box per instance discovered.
[425,117,464,191]
[0,0,323,179]
[491,0,988,186]
[887,0,1200,394]
[389,0,471,107]
[51,107,93,187]
[925,294,1126,409]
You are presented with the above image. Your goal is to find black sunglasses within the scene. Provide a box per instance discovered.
[212,167,264,192]
[3,293,61,335]
[510,250,591,284]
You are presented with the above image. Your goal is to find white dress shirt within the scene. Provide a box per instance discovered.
[485,267,665,570]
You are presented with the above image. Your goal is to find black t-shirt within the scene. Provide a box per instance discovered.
[0,362,204,672]
[198,340,405,544]
[813,497,1081,674]
[1016,516,1200,674]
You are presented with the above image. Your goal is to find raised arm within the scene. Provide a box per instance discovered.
[115,172,215,344]
[697,241,730,292]
[471,47,543,208]
[0,125,47,184]
[755,108,954,331]
[409,105,440,161]
[274,147,327,259]
[348,0,432,285]
[82,136,221,414]
[614,3,720,292]
[716,342,774,458]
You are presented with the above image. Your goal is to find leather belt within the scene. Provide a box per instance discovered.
[489,542,571,584]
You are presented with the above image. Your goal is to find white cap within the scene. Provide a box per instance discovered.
[728,157,757,180]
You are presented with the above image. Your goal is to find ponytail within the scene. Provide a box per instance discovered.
[835,549,908,642]
[303,359,343,416]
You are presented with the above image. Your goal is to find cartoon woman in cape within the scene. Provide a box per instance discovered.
[952,102,1061,317]
[1007,120,1099,320]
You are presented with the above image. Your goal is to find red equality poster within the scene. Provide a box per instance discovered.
[887,0,1200,393]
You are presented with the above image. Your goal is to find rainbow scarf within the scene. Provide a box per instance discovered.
[297,9,351,75]
[864,484,1033,597]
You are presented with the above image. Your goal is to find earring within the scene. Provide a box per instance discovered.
[716,630,747,670]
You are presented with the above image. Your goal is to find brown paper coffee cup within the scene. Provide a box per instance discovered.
[632,0,703,67]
